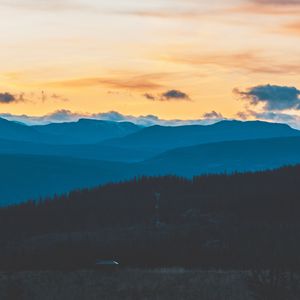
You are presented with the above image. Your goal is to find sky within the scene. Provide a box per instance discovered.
[1,0,300,126]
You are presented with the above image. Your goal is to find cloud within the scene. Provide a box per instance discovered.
[44,109,78,122]
[283,21,300,35]
[0,90,68,104]
[0,110,85,125]
[50,93,69,102]
[250,0,300,5]
[115,1,239,20]
[234,84,300,111]
[229,0,300,15]
[161,90,190,101]
[37,92,69,102]
[165,51,300,75]
[0,93,17,104]
[0,92,26,104]
[236,109,300,129]
[143,93,156,101]
[235,84,300,129]
[202,111,224,119]
[0,110,224,126]
[47,74,167,91]
[118,9,215,20]
[143,90,191,101]
[0,0,94,12]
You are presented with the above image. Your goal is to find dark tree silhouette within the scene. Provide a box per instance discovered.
[0,166,300,270]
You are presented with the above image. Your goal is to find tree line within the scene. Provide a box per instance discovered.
[0,166,299,270]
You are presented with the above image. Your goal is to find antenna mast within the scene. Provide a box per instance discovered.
[154,192,161,229]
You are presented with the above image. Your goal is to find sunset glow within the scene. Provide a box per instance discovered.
[1,0,300,125]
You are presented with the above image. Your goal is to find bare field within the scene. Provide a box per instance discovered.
[0,269,251,300]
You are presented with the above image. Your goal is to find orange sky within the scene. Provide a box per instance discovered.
[1,0,300,122]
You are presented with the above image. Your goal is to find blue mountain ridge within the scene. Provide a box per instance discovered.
[2,118,300,204]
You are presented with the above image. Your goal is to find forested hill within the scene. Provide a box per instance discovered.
[1,165,300,270]
[2,164,300,234]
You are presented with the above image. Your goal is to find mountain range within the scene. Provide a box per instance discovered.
[2,116,300,204]
[0,117,142,144]
[102,120,300,151]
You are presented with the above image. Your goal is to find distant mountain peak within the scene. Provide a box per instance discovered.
[77,118,107,124]
[0,117,14,124]
[212,119,292,129]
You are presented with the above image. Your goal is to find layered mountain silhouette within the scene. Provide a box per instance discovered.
[139,136,300,176]
[102,120,300,151]
[1,118,299,161]
[32,118,142,144]
[0,117,141,144]
[0,139,154,162]
[0,154,132,205]
[0,117,49,143]
[2,117,300,204]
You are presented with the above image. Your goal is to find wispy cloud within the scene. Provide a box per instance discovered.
[250,0,300,5]
[47,73,168,91]
[143,93,156,101]
[0,0,94,12]
[164,51,300,74]
[118,9,215,20]
[123,1,300,19]
[231,0,300,15]
[282,21,300,35]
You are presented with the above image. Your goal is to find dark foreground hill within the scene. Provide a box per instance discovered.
[0,270,251,300]
[1,166,300,271]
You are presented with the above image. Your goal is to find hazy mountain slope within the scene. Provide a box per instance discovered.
[0,138,155,162]
[0,117,142,144]
[103,120,300,151]
[0,117,50,143]
[0,155,134,205]
[3,136,300,205]
[3,121,300,205]
[139,136,300,177]
[32,119,142,144]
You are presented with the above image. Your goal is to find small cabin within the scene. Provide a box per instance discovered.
[95,260,120,271]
